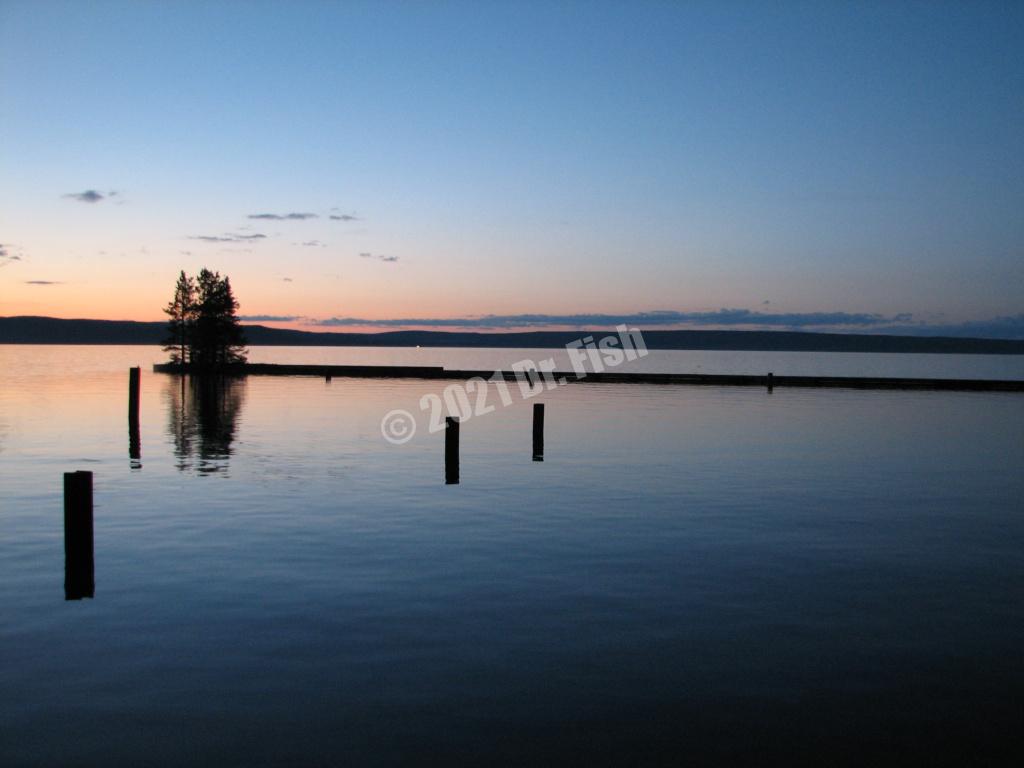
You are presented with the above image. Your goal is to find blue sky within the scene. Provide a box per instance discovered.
[1,1,1022,335]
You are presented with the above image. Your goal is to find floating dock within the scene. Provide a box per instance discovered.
[152,363,1024,392]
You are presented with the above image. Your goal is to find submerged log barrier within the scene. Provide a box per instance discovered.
[533,403,545,461]
[445,417,459,485]
[153,362,1024,392]
[64,471,95,600]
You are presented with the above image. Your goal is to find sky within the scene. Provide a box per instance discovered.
[1,0,1022,336]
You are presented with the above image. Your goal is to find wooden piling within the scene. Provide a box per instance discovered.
[129,367,141,467]
[767,372,774,392]
[129,366,141,422]
[445,416,460,485]
[63,471,95,600]
[532,403,545,461]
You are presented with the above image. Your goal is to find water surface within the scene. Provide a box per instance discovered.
[1,346,1022,765]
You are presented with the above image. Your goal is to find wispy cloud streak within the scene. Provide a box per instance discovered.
[0,244,22,267]
[189,233,267,243]
[62,190,106,203]
[314,309,908,329]
[248,212,317,220]
[305,309,1024,338]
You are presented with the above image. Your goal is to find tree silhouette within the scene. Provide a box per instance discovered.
[192,269,247,369]
[163,268,247,370]
[162,270,196,365]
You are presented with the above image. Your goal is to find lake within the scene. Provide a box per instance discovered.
[2,345,1023,765]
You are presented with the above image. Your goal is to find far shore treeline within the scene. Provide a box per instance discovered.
[2,315,1024,355]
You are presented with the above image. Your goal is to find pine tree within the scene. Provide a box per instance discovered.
[191,268,247,370]
[163,268,247,370]
[162,270,196,366]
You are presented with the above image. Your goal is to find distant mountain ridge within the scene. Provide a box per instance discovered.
[2,315,1023,354]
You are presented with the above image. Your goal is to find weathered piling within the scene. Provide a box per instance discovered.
[129,366,141,422]
[129,367,141,467]
[533,403,545,461]
[445,416,460,485]
[767,372,774,392]
[63,471,95,600]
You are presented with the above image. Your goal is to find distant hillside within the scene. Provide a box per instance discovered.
[2,315,1023,354]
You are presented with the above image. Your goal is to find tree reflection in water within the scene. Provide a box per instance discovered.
[165,375,246,474]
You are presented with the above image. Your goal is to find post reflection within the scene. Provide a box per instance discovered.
[165,375,246,474]
[129,415,141,470]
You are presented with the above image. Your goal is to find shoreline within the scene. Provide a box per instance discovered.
[5,317,1024,354]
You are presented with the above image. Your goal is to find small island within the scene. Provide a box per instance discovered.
[160,269,247,372]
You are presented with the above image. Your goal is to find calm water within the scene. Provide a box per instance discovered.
[2,346,1023,765]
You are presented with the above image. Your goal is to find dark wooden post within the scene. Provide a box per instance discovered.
[129,367,141,421]
[64,471,95,600]
[532,403,545,461]
[129,367,141,467]
[766,372,774,392]
[445,416,460,485]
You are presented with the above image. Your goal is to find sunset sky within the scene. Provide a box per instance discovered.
[2,1,1022,335]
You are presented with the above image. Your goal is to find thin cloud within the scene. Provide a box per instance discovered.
[359,252,398,263]
[306,309,1024,338]
[62,190,105,203]
[25,280,62,285]
[313,309,916,330]
[330,214,358,221]
[0,244,22,267]
[189,233,267,243]
[299,240,326,247]
[883,313,1024,340]
[248,212,318,220]
[282,277,293,282]
[238,314,299,322]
